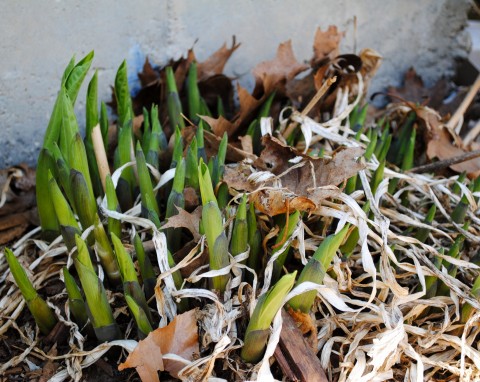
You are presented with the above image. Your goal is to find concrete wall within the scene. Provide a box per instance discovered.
[0,0,471,167]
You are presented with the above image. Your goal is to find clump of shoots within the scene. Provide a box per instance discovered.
[4,248,57,335]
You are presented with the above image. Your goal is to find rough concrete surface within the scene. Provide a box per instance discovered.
[0,0,471,167]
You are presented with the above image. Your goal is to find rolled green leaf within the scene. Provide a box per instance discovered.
[166,159,186,253]
[64,51,94,105]
[187,61,201,123]
[288,225,349,313]
[272,211,300,282]
[414,204,436,243]
[48,172,81,251]
[247,203,262,272]
[241,272,297,363]
[59,90,80,161]
[116,123,135,211]
[115,60,134,128]
[63,267,90,331]
[111,233,153,325]
[5,248,57,335]
[170,126,183,169]
[370,160,385,195]
[364,130,378,161]
[93,215,121,285]
[145,105,167,168]
[230,194,248,260]
[37,149,60,239]
[196,122,207,163]
[125,295,153,339]
[105,174,122,239]
[198,161,230,292]
[166,66,185,129]
[136,142,160,219]
[134,234,156,301]
[70,169,97,232]
[100,101,109,147]
[185,136,199,190]
[461,274,480,323]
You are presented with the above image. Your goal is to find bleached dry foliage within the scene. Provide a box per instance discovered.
[1,65,480,382]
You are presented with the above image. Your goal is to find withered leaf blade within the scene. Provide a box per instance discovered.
[118,309,199,382]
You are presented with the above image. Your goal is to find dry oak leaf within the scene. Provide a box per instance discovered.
[162,206,202,241]
[252,40,309,96]
[197,37,241,81]
[118,309,199,382]
[226,136,364,216]
[418,106,480,177]
[311,25,344,67]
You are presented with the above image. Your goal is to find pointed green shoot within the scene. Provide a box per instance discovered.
[166,66,185,129]
[241,272,297,363]
[105,175,122,239]
[136,142,160,217]
[288,225,349,313]
[5,248,57,335]
[272,211,300,282]
[187,61,201,122]
[63,267,90,331]
[125,295,153,339]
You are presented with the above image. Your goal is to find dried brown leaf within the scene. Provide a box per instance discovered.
[252,40,309,96]
[197,37,241,81]
[162,206,202,241]
[418,107,480,177]
[311,25,344,67]
[138,57,159,87]
[118,309,199,381]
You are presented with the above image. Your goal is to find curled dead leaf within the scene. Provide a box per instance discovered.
[197,37,241,81]
[162,206,202,241]
[311,25,344,68]
[118,309,199,382]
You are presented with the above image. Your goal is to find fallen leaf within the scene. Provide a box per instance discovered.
[418,106,480,177]
[252,40,309,96]
[162,206,202,241]
[310,25,344,68]
[238,135,253,154]
[225,136,363,215]
[387,68,448,110]
[138,57,159,87]
[118,309,199,381]
[197,37,241,81]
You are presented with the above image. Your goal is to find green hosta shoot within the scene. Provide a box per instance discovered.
[241,272,297,363]
[166,66,185,129]
[70,169,96,233]
[48,172,81,251]
[105,175,122,239]
[414,204,436,243]
[185,136,199,190]
[230,194,248,260]
[37,149,60,239]
[288,225,349,313]
[166,159,186,253]
[73,235,120,342]
[134,234,156,301]
[272,211,300,282]
[63,267,90,331]
[196,122,207,163]
[115,60,134,128]
[136,142,160,218]
[5,248,57,335]
[171,126,183,169]
[198,160,230,292]
[85,70,103,197]
[247,203,262,272]
[115,123,135,211]
[187,61,201,123]
[125,295,153,339]
[93,215,121,284]
[111,233,153,326]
